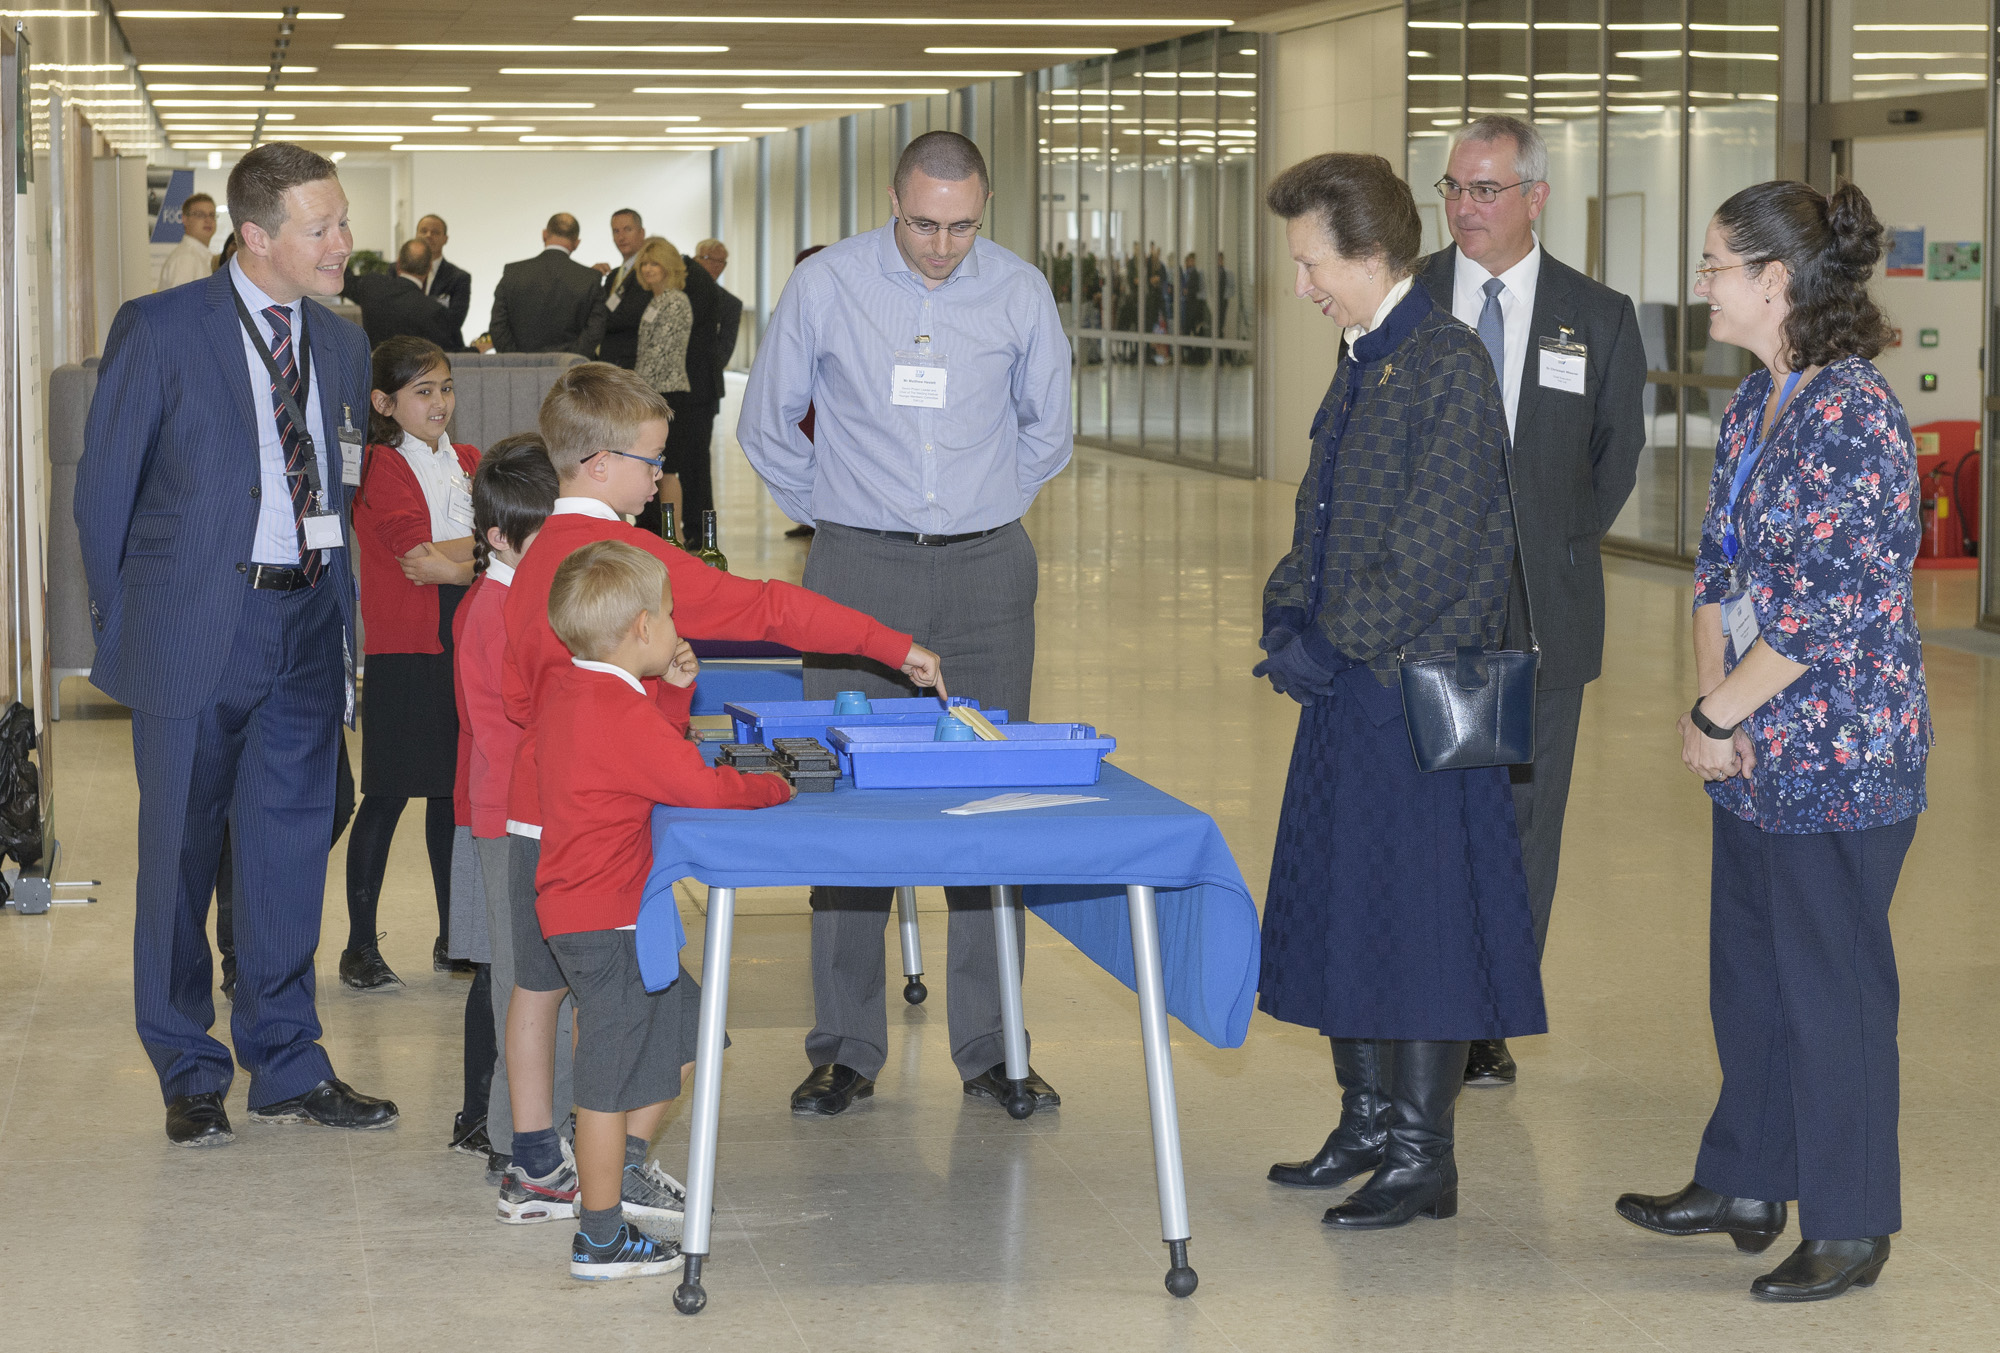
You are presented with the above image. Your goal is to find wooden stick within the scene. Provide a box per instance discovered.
[950,706,1007,741]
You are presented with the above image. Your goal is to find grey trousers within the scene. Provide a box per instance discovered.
[1507,683,1586,959]
[801,520,1038,1081]
[480,833,574,1155]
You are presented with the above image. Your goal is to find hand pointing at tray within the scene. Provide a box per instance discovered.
[900,643,946,700]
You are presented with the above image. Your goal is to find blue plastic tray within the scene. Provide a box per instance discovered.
[827,722,1116,790]
[723,697,1008,749]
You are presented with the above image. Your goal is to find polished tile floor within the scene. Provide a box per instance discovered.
[5,387,1997,1350]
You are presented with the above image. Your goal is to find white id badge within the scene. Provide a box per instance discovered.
[445,479,475,531]
[1721,591,1761,660]
[303,511,345,552]
[1538,334,1587,395]
[337,406,364,487]
[891,348,948,409]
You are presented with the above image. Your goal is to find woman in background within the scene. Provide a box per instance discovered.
[630,236,693,541]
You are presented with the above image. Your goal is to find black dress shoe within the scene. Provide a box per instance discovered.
[248,1078,401,1130]
[1752,1237,1891,1301]
[1463,1039,1516,1086]
[1324,1040,1466,1230]
[166,1091,234,1147]
[791,1064,874,1116]
[434,936,475,974]
[339,943,403,991]
[963,1064,1061,1110]
[1615,1181,1787,1253]
[448,1112,490,1157]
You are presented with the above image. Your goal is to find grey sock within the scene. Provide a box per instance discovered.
[581,1204,624,1247]
[626,1134,648,1171]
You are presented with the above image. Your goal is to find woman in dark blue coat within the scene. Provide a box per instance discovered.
[1255,153,1547,1230]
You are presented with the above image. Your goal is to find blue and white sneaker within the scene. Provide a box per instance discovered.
[570,1222,684,1281]
[620,1160,688,1238]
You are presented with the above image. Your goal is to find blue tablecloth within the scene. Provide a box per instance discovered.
[688,661,806,715]
[638,763,1261,1048]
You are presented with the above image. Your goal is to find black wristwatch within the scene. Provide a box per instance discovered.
[1689,698,1736,740]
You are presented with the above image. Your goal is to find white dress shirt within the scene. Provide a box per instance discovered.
[392,430,471,540]
[229,256,335,567]
[1342,275,1415,351]
[157,235,215,292]
[1451,242,1543,437]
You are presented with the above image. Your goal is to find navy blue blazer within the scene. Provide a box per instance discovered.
[76,267,370,719]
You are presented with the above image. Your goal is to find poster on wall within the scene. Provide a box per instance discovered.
[147,168,195,244]
[1885,227,1925,278]
[1927,241,1982,282]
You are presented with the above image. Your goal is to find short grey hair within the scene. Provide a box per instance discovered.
[1446,115,1548,192]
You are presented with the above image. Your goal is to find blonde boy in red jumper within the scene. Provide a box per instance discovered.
[495,363,943,1234]
[540,540,793,1279]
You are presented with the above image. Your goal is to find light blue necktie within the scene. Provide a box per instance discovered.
[1477,276,1506,378]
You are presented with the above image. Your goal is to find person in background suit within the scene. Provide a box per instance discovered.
[636,242,728,542]
[1416,114,1646,1090]
[487,213,607,357]
[414,214,471,335]
[77,141,399,1147]
[157,192,218,291]
[593,207,648,369]
[694,237,744,373]
[342,238,469,353]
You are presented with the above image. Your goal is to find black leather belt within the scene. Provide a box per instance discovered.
[844,524,1006,547]
[246,563,312,591]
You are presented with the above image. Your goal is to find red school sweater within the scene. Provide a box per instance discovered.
[451,563,519,837]
[500,506,912,831]
[352,440,480,655]
[534,662,789,936]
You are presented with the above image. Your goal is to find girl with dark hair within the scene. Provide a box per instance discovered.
[1616,180,1929,1302]
[1255,152,1546,1231]
[341,336,482,999]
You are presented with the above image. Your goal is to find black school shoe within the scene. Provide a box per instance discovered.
[433,936,475,974]
[1463,1039,1516,1086]
[339,940,403,991]
[248,1078,400,1130]
[790,1064,874,1116]
[449,1113,491,1157]
[166,1091,234,1147]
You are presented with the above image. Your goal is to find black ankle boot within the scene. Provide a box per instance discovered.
[1751,1237,1890,1301]
[1323,1040,1466,1229]
[1269,1039,1391,1188]
[1614,1181,1787,1253]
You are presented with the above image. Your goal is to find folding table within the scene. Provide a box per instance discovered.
[635,759,1261,1315]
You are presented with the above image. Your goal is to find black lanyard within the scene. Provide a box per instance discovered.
[232,288,326,507]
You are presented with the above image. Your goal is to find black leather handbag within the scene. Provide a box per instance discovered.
[1396,444,1539,772]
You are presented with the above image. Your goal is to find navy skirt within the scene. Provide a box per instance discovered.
[1258,667,1548,1041]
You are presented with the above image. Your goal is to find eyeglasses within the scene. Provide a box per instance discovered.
[901,216,983,238]
[1435,176,1538,204]
[1693,261,1758,280]
[593,449,665,470]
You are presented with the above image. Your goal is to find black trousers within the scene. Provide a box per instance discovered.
[1694,804,1917,1239]
[1506,684,1585,958]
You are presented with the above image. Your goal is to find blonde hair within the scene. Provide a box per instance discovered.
[538,361,672,478]
[694,237,725,258]
[548,540,670,661]
[634,236,686,293]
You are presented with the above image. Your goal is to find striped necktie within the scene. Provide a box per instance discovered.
[261,303,324,586]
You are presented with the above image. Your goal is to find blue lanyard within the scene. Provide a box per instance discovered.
[1721,369,1803,563]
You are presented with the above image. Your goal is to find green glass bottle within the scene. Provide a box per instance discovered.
[696,510,729,573]
[658,502,677,547]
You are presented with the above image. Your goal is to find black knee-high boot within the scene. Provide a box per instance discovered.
[1269,1039,1391,1188]
[1324,1040,1468,1229]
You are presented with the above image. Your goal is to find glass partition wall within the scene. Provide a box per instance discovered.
[1036,32,1260,474]
[1408,0,1781,561]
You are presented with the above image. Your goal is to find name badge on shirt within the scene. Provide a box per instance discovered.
[445,479,475,532]
[891,346,948,409]
[1721,590,1761,661]
[303,507,345,552]
[337,404,364,487]
[1538,331,1587,395]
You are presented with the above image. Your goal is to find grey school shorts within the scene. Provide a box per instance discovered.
[507,834,569,993]
[544,929,704,1114]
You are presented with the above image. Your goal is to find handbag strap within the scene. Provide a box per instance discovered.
[1497,439,1539,654]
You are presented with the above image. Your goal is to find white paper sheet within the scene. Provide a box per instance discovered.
[942,793,1109,816]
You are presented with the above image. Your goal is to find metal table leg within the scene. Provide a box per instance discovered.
[674,885,737,1316]
[896,885,927,1004]
[1126,884,1197,1297]
[989,884,1035,1119]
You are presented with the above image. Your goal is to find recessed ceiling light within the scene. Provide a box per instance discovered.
[740,102,885,110]
[573,14,1232,26]
[153,99,596,109]
[122,9,344,17]
[499,67,1020,77]
[434,114,493,121]
[630,86,948,95]
[148,84,471,93]
[140,64,320,73]
[478,126,536,133]
[336,43,729,53]
[924,47,1114,55]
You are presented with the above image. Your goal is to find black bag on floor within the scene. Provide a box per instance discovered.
[0,702,44,899]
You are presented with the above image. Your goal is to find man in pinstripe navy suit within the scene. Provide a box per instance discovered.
[79,144,399,1146]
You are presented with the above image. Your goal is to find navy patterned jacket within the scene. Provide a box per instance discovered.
[1262,283,1516,690]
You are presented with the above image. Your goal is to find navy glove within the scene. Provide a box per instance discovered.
[1252,635,1338,704]
[1260,606,1306,656]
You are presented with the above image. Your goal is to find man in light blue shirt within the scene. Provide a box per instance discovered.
[739,131,1073,1119]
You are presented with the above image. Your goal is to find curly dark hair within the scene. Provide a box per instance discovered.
[1265,152,1423,278]
[1712,179,1894,369]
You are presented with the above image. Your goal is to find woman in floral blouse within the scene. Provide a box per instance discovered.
[1616,180,1928,1303]
[630,236,694,539]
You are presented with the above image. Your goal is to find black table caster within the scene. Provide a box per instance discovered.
[903,976,927,1004]
[673,1254,707,1314]
[1004,1077,1036,1120]
[1164,1239,1198,1297]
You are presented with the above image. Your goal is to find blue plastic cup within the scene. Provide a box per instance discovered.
[934,715,977,741]
[833,690,873,715]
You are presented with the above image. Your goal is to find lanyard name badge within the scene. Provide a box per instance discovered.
[891,334,948,409]
[337,403,363,487]
[1537,326,1587,395]
[233,290,344,555]
[1719,368,1804,659]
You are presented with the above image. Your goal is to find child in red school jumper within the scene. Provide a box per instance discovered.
[345,335,480,998]
[448,434,561,1180]
[493,362,944,1232]
[538,539,796,1279]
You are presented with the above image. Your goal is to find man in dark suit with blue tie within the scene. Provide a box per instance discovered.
[78,142,400,1146]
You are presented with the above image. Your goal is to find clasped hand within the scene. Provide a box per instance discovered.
[1678,712,1756,784]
